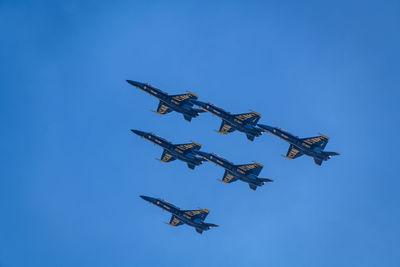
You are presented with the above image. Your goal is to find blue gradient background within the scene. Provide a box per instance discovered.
[1,1,399,266]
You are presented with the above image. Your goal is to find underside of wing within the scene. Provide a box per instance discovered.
[233,112,261,124]
[156,101,173,115]
[183,209,209,220]
[168,215,184,227]
[236,163,264,176]
[170,92,198,105]
[301,135,329,149]
[175,142,201,153]
[160,150,176,162]
[220,170,238,184]
[284,145,303,159]
[217,121,236,135]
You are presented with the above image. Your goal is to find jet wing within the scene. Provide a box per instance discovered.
[236,163,263,176]
[174,142,201,153]
[219,170,238,184]
[217,121,236,135]
[160,150,177,162]
[301,135,329,149]
[168,215,184,227]
[183,209,209,220]
[233,112,261,124]
[284,145,304,159]
[156,101,173,115]
[170,92,198,105]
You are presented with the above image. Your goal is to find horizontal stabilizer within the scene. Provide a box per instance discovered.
[246,134,255,141]
[314,158,323,166]
[183,114,192,122]
[249,184,257,191]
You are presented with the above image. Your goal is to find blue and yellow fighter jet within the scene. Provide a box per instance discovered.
[194,151,273,190]
[192,100,264,141]
[126,80,204,122]
[140,195,219,234]
[131,129,204,170]
[257,124,340,166]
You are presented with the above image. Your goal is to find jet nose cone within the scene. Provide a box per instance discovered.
[126,80,145,88]
[131,129,146,136]
[140,195,152,202]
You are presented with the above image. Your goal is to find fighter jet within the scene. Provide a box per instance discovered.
[258,124,340,166]
[126,80,205,122]
[192,100,264,141]
[140,195,219,234]
[194,151,273,190]
[131,129,204,170]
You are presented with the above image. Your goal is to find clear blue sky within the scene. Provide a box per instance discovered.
[1,1,399,266]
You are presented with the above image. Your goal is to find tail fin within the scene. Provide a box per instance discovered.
[249,184,257,191]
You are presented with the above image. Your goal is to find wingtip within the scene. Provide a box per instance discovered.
[252,161,264,167]
[318,132,330,139]
[190,141,202,147]
[249,109,262,117]
[186,90,199,98]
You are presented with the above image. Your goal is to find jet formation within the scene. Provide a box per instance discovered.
[129,80,340,234]
[140,195,218,234]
